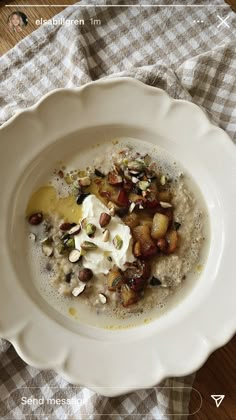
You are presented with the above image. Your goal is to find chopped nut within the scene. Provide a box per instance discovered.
[60,222,73,231]
[72,283,86,296]
[68,249,81,263]
[28,213,43,225]
[40,237,51,244]
[144,154,151,166]
[160,175,166,186]
[68,224,81,235]
[99,212,111,227]
[113,235,123,250]
[102,229,110,242]
[42,244,53,257]
[29,233,36,241]
[81,241,98,250]
[78,268,93,282]
[107,202,116,216]
[129,202,136,213]
[98,293,107,304]
[128,160,145,172]
[78,176,91,187]
[160,201,172,208]
[108,172,123,185]
[64,237,75,248]
[86,223,96,237]
[129,170,140,175]
[131,176,139,184]
[80,218,87,229]
[138,180,150,191]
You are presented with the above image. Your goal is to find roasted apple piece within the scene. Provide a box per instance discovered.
[133,225,157,258]
[139,212,153,229]
[123,259,151,281]
[120,284,139,307]
[166,229,179,253]
[123,212,140,230]
[128,276,147,292]
[133,240,141,257]
[151,212,169,239]
[158,190,172,202]
[163,208,173,227]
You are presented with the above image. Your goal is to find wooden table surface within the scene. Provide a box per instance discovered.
[0,1,236,419]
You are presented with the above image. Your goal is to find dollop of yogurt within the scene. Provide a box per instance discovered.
[74,195,135,274]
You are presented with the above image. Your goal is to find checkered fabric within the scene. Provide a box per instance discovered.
[0,345,196,419]
[0,0,235,418]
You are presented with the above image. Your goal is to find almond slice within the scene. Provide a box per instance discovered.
[72,283,86,297]
[160,201,172,208]
[68,225,81,235]
[98,293,107,304]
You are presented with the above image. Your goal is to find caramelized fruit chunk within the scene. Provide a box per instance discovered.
[124,260,151,281]
[158,191,172,202]
[166,230,178,253]
[123,212,140,230]
[133,225,157,258]
[151,212,169,239]
[133,241,141,257]
[120,284,139,307]
[128,276,147,292]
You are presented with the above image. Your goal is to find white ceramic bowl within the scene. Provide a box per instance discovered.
[0,78,235,396]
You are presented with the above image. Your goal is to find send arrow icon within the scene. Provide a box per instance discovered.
[211,395,225,408]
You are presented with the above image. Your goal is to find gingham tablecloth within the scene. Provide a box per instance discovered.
[0,1,235,419]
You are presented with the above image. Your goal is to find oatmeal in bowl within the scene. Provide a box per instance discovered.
[26,140,208,324]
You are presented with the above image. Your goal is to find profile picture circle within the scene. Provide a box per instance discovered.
[7,11,28,33]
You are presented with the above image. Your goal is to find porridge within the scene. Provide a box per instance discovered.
[26,140,208,323]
